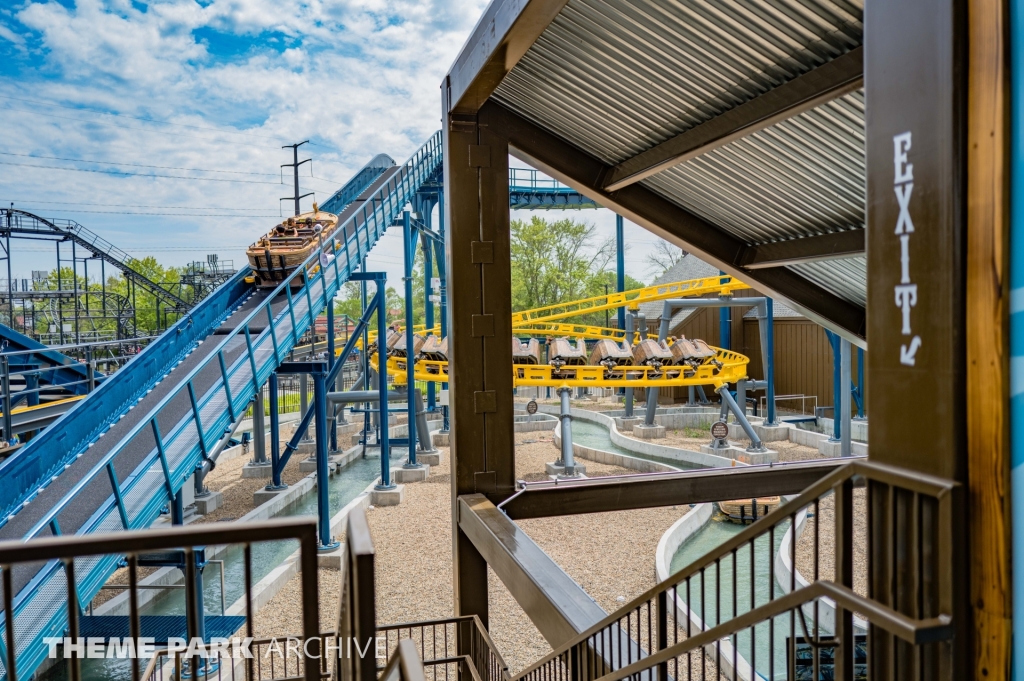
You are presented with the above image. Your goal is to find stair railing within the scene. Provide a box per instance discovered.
[512,459,960,681]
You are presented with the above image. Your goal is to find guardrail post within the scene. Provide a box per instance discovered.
[834,478,854,681]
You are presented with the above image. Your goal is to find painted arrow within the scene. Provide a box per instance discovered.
[900,336,922,366]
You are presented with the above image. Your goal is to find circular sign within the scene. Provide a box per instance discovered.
[526,400,538,415]
[710,420,729,440]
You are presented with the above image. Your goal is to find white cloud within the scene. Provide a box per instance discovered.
[0,0,672,286]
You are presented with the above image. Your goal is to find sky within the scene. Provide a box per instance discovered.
[0,0,675,289]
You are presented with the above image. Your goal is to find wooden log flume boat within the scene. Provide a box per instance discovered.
[718,496,781,524]
[247,203,340,288]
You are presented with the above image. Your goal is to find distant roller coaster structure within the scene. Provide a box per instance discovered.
[0,208,236,343]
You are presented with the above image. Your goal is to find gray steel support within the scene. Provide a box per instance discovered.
[557,387,577,476]
[717,384,765,452]
[644,296,771,426]
[840,337,852,457]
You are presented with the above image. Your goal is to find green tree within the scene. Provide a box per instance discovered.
[510,216,642,325]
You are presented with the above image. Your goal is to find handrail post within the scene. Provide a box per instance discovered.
[266,305,282,365]
[834,478,854,681]
[218,351,236,422]
[285,286,299,346]
[187,380,208,458]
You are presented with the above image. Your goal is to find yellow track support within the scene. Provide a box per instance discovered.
[372,346,748,390]
[509,275,747,326]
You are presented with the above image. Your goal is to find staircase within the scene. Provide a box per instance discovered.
[0,132,442,681]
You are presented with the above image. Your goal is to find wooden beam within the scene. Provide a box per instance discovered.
[479,100,867,343]
[603,47,864,192]
[966,0,1011,673]
[445,0,568,114]
[502,460,846,520]
[740,229,865,269]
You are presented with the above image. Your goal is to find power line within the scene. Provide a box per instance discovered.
[0,160,284,185]
[0,105,285,149]
[6,207,281,216]
[1,199,274,210]
[0,95,306,144]
[0,152,278,176]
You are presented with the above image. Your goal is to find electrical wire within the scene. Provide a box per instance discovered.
[0,95,306,144]
[0,199,274,210]
[0,152,278,176]
[0,105,287,149]
[0,160,284,184]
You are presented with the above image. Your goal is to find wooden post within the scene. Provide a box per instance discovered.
[966,0,1011,674]
[444,88,515,628]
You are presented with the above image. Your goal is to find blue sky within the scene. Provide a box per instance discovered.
[0,0,671,286]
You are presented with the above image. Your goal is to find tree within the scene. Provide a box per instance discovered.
[645,240,686,276]
[510,216,614,312]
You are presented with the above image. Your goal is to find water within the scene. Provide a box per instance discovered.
[670,516,827,680]
[51,455,382,681]
[570,419,701,470]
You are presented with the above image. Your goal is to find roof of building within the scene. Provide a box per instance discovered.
[446,0,867,343]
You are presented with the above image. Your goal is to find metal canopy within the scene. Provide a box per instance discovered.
[446,0,868,343]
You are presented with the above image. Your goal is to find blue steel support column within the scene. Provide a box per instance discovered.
[375,277,393,489]
[327,292,337,453]
[764,298,777,425]
[423,229,436,411]
[360,257,371,440]
[1011,0,1024,667]
[313,368,337,550]
[402,211,420,468]
[855,347,866,419]
[268,372,286,490]
[616,214,625,331]
[826,330,841,441]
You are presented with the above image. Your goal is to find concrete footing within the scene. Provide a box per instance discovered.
[615,416,642,432]
[295,440,316,456]
[700,443,778,464]
[818,439,869,457]
[633,424,666,440]
[370,485,405,506]
[194,491,222,515]
[242,462,272,478]
[394,465,430,483]
[751,423,792,443]
[253,487,287,506]
[299,458,318,473]
[545,461,587,476]
[318,546,346,569]
[433,431,450,447]
[418,451,443,466]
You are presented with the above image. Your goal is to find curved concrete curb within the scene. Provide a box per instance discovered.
[553,421,677,473]
[775,504,867,633]
[655,505,753,681]
[536,404,736,469]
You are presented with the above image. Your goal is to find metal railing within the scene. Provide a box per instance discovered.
[0,131,443,681]
[512,459,959,681]
[377,617,509,681]
[0,518,322,681]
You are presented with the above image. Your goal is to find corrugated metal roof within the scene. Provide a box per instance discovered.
[491,0,866,314]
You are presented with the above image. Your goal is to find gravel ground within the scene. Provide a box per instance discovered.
[247,432,731,676]
[192,446,312,524]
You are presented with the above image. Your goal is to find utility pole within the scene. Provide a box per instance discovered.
[281,141,313,216]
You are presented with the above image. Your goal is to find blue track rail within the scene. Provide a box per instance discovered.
[0,133,442,681]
